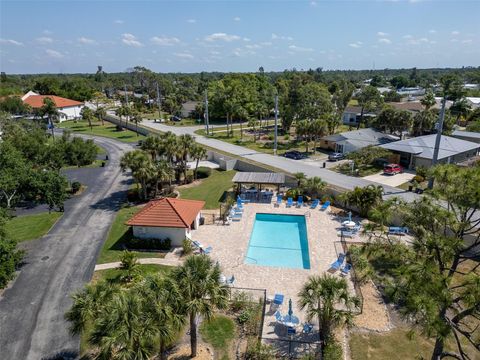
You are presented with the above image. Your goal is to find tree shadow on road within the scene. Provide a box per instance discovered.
[42,349,78,360]
[89,190,128,212]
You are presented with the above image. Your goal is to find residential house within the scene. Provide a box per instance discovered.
[126,198,205,246]
[22,91,84,122]
[379,134,480,169]
[466,97,480,109]
[320,128,399,154]
[451,130,480,144]
[181,101,200,118]
[342,106,377,126]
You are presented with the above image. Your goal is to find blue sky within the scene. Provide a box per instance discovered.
[1,0,479,74]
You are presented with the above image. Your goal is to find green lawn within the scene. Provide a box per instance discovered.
[178,169,236,209]
[92,264,173,283]
[200,315,236,355]
[59,120,145,143]
[97,205,166,264]
[5,212,63,242]
[349,328,433,360]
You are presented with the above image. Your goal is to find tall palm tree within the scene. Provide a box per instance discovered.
[95,105,107,126]
[310,119,327,154]
[120,150,154,199]
[40,97,60,138]
[139,275,186,360]
[296,119,310,153]
[298,274,359,352]
[173,255,229,357]
[154,159,174,195]
[89,291,157,360]
[131,111,143,136]
[115,106,125,124]
[161,132,178,166]
[80,106,94,131]
[294,172,307,188]
[141,135,163,161]
[190,145,207,180]
[177,134,194,183]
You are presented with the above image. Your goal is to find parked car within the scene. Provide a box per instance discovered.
[284,150,306,160]
[383,163,403,175]
[170,115,182,122]
[328,152,345,161]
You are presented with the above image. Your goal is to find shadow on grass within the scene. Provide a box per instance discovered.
[219,190,235,204]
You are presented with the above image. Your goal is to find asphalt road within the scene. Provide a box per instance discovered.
[0,135,133,360]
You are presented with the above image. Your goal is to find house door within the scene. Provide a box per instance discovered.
[335,144,344,153]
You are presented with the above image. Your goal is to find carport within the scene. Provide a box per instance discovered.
[233,172,285,202]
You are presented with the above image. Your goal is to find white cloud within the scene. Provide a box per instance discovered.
[209,50,220,55]
[204,33,241,42]
[78,37,97,45]
[407,37,430,45]
[233,16,241,21]
[0,38,23,46]
[121,33,143,47]
[187,19,196,23]
[36,37,53,44]
[377,31,389,37]
[260,41,272,46]
[243,37,251,42]
[451,30,460,35]
[403,34,413,39]
[150,36,180,46]
[245,44,261,49]
[429,29,437,34]
[114,19,124,24]
[378,38,392,44]
[288,45,313,52]
[310,1,318,6]
[462,39,473,44]
[174,52,194,59]
[43,29,52,35]
[272,33,293,41]
[45,49,64,59]
[349,41,362,48]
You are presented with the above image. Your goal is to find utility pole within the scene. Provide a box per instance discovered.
[274,95,278,156]
[124,83,129,127]
[156,82,162,123]
[427,97,447,189]
[204,90,210,135]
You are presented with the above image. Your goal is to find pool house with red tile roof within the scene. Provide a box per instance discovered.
[126,198,205,246]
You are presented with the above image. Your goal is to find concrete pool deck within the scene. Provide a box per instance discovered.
[193,201,359,339]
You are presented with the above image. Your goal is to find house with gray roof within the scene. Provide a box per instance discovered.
[379,134,480,169]
[451,130,480,144]
[320,128,399,154]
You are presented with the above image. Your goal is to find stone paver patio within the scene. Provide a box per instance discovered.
[193,200,360,340]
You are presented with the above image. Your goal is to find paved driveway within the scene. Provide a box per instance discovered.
[363,171,415,187]
[0,135,133,360]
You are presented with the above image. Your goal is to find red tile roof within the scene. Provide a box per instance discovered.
[23,95,83,109]
[126,198,205,228]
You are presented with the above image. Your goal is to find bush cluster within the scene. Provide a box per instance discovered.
[196,166,211,179]
[71,181,82,194]
[128,237,171,250]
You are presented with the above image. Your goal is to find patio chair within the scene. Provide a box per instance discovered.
[226,275,235,285]
[302,323,314,334]
[274,195,283,207]
[270,293,284,311]
[202,246,213,255]
[286,197,293,208]
[274,310,282,322]
[329,253,345,271]
[287,327,296,335]
[237,195,250,204]
[310,199,319,209]
[320,200,330,211]
[341,263,352,277]
[296,196,304,208]
[388,226,409,235]
[337,230,356,238]
[192,240,203,249]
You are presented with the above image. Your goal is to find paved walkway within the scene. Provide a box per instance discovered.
[140,119,419,202]
[95,256,183,271]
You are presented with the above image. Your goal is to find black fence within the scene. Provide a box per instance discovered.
[262,337,322,359]
[229,286,267,340]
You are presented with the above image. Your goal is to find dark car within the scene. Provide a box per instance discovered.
[383,163,403,175]
[284,150,306,160]
[170,115,182,122]
[328,152,345,161]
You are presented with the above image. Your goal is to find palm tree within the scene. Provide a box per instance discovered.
[294,172,307,188]
[173,255,229,357]
[118,250,139,283]
[141,135,163,161]
[190,145,207,180]
[310,119,327,154]
[161,131,179,166]
[296,119,310,153]
[95,106,107,126]
[120,150,154,199]
[302,176,327,199]
[115,106,125,125]
[89,291,157,360]
[154,159,174,195]
[139,275,186,360]
[339,185,384,217]
[40,97,60,138]
[80,106,94,131]
[131,111,143,136]
[177,134,194,183]
[298,274,359,352]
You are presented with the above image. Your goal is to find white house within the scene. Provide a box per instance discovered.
[320,128,399,154]
[22,91,84,122]
[126,198,205,247]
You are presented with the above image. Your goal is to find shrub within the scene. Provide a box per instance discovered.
[115,124,123,131]
[412,175,425,183]
[128,237,171,250]
[285,188,300,201]
[323,339,343,360]
[268,134,274,141]
[71,181,81,194]
[196,166,212,179]
[415,166,428,178]
[182,238,193,255]
[230,291,251,312]
[321,194,333,204]
[245,340,276,360]
[237,309,252,325]
[283,134,290,141]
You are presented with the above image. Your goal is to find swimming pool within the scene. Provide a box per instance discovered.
[245,213,310,269]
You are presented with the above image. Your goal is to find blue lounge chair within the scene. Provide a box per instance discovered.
[237,195,250,204]
[286,197,293,208]
[273,293,284,305]
[274,310,282,322]
[310,199,319,209]
[388,226,409,235]
[202,246,213,255]
[302,323,314,334]
[287,327,296,335]
[320,200,330,211]
[275,195,283,207]
[192,240,202,248]
[296,196,304,208]
[226,275,235,285]
[341,263,352,276]
[338,230,356,238]
[233,206,243,213]
[330,253,345,271]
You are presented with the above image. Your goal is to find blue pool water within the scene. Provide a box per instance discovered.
[245,213,310,269]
